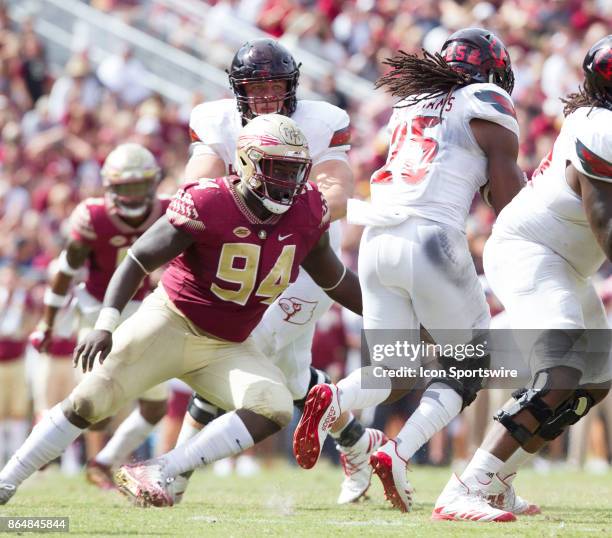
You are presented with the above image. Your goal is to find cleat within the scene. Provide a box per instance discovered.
[85,460,116,491]
[369,440,414,513]
[0,482,16,505]
[293,384,340,469]
[432,474,516,522]
[487,474,541,515]
[167,474,188,505]
[115,460,174,508]
[337,428,387,504]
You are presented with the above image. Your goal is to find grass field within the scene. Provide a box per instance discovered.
[2,462,611,537]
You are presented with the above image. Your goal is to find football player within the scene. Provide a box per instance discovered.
[293,28,528,514]
[433,35,612,522]
[0,115,362,507]
[177,37,385,505]
[28,143,170,489]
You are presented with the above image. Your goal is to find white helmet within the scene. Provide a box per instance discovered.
[101,143,161,218]
[236,113,311,215]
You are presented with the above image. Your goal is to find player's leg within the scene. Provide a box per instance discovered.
[115,336,294,507]
[0,291,185,504]
[434,238,588,521]
[0,358,29,469]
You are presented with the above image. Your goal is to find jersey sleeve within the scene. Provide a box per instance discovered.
[305,182,331,233]
[463,83,519,138]
[165,182,210,237]
[309,102,351,165]
[68,201,97,244]
[569,110,612,183]
[189,101,230,159]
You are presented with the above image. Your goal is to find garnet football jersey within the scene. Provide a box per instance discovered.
[69,195,170,301]
[162,177,330,342]
[493,106,612,278]
[369,83,519,231]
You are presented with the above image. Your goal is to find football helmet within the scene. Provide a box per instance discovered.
[101,143,161,219]
[228,38,300,121]
[583,35,612,110]
[236,113,311,215]
[441,28,514,95]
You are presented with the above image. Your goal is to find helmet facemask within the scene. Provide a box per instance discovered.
[231,74,299,120]
[240,148,311,214]
[105,178,157,219]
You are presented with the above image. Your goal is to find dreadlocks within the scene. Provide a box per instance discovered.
[376,49,473,114]
[562,79,610,116]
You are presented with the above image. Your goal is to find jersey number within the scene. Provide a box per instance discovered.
[211,243,296,306]
[371,116,441,185]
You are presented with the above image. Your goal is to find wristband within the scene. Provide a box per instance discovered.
[321,265,347,292]
[94,307,121,332]
[43,288,68,308]
[57,250,78,276]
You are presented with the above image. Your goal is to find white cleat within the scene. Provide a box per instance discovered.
[0,482,16,505]
[432,473,516,522]
[487,474,541,515]
[115,460,174,508]
[337,428,387,504]
[168,474,188,505]
[293,384,341,469]
[369,440,414,513]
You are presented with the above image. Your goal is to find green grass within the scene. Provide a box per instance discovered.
[2,462,611,537]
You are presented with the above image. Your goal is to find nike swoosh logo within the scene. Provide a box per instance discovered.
[278,233,293,241]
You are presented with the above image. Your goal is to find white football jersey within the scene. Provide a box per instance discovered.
[189,99,350,171]
[369,83,519,231]
[493,106,612,278]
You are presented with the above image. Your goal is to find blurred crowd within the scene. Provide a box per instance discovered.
[1,0,611,475]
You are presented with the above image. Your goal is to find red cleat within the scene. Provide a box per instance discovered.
[369,440,414,513]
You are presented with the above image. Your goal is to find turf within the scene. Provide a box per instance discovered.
[2,462,611,537]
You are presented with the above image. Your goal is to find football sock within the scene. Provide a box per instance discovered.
[95,409,154,467]
[6,420,29,459]
[330,416,365,447]
[498,448,534,483]
[336,367,392,411]
[460,448,505,492]
[160,411,254,479]
[395,383,462,462]
[0,404,82,486]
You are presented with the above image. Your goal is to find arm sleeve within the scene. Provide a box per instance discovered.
[68,201,97,244]
[464,84,519,138]
[569,112,612,183]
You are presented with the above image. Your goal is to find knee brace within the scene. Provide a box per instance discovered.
[494,370,556,445]
[187,394,224,426]
[293,367,331,411]
[429,332,491,410]
[538,389,596,441]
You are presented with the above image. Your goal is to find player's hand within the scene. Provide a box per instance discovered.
[29,323,53,353]
[73,330,113,373]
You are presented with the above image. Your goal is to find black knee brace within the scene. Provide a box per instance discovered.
[293,367,331,411]
[538,389,596,440]
[494,370,556,445]
[428,331,491,410]
[187,393,224,426]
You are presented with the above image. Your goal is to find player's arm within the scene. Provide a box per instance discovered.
[575,168,612,260]
[30,240,91,352]
[311,159,353,221]
[300,231,361,316]
[470,118,525,214]
[74,217,194,372]
[184,152,227,182]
